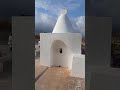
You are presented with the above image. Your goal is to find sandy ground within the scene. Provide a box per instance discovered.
[35,62,48,80]
[35,67,85,90]
[35,45,85,90]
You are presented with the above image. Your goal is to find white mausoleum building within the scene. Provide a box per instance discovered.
[40,9,85,78]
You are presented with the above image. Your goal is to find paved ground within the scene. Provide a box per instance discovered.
[35,67,85,90]
[35,46,85,90]
[35,62,48,81]
[66,77,85,90]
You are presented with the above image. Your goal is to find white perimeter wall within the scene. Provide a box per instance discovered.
[71,54,85,78]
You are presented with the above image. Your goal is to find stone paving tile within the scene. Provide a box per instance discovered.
[65,77,85,90]
[35,67,85,90]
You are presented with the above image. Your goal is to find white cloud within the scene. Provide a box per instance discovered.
[67,0,73,3]
[35,0,62,15]
[35,0,85,35]
[35,11,85,35]
[35,0,81,15]
[71,16,85,36]
[35,0,49,10]
[35,12,56,32]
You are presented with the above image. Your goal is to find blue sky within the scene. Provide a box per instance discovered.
[35,0,85,36]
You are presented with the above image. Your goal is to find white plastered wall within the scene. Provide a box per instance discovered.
[40,33,85,78]
[40,33,82,69]
[51,40,72,69]
[71,54,85,78]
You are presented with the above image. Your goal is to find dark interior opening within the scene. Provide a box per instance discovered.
[59,48,62,53]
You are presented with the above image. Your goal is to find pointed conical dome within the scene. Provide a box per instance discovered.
[52,9,75,33]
